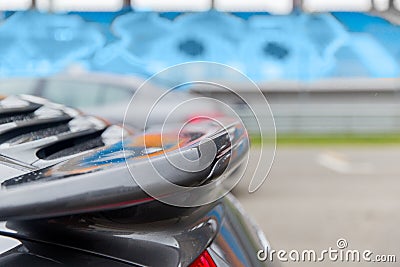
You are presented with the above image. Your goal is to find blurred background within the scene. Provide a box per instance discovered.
[0,0,399,266]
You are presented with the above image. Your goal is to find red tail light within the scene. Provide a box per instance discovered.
[189,250,217,267]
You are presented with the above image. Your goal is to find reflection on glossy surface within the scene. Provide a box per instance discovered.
[0,101,247,219]
[0,194,271,266]
[26,121,226,180]
[1,200,222,266]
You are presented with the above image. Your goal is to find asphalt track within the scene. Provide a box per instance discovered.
[235,145,400,267]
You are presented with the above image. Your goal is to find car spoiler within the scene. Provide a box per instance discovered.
[0,95,249,220]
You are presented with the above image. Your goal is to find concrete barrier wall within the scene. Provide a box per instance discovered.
[194,80,400,134]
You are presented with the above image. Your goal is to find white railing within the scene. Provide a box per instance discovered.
[35,0,123,12]
[132,0,210,12]
[2,0,400,12]
[0,0,31,11]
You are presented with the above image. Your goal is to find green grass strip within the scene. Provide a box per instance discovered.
[251,133,400,146]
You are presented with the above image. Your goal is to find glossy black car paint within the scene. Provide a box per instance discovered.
[0,194,272,266]
[0,95,275,266]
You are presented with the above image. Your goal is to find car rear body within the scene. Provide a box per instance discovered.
[0,94,275,266]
